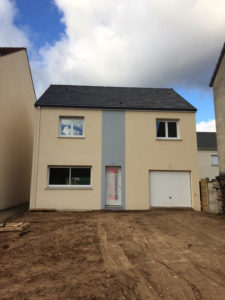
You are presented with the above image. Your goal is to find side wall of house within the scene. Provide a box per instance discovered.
[125,111,200,210]
[30,108,102,210]
[0,50,35,210]
[213,55,225,175]
[198,150,219,180]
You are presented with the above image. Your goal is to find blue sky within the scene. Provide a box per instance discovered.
[1,0,224,131]
[14,0,65,49]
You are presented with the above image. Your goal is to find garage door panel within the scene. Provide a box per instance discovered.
[150,171,191,207]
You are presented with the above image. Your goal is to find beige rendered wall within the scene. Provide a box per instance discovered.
[0,50,35,210]
[198,150,219,180]
[213,54,225,175]
[30,108,102,210]
[125,111,200,211]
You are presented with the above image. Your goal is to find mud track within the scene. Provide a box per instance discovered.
[0,209,225,299]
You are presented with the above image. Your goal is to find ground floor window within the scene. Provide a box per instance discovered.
[48,167,91,186]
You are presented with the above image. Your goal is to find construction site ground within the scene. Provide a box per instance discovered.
[0,209,225,299]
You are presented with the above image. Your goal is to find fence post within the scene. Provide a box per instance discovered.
[200,178,209,212]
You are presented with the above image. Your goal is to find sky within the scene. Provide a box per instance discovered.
[0,0,225,131]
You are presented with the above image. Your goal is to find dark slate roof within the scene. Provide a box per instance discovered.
[0,47,26,57]
[35,85,197,111]
[197,132,217,150]
[209,43,225,87]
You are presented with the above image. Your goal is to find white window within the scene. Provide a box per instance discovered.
[48,167,91,187]
[211,155,219,166]
[156,120,178,139]
[60,117,84,137]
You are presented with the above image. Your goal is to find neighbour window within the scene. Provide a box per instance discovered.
[211,155,219,166]
[48,167,91,186]
[60,117,84,137]
[156,120,178,139]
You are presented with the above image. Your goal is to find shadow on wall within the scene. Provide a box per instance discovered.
[0,108,33,210]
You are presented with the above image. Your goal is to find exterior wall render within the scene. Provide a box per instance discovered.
[0,50,35,210]
[30,108,200,211]
[101,111,125,209]
[29,108,102,210]
[213,54,225,175]
[125,110,200,210]
[198,150,219,180]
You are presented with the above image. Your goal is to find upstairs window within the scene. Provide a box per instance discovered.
[156,120,178,139]
[49,167,91,186]
[211,155,219,166]
[60,117,84,137]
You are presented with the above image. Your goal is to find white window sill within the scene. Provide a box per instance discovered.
[156,138,182,141]
[58,136,85,139]
[46,186,93,190]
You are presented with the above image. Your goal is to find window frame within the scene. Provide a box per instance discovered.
[47,166,92,188]
[156,119,179,140]
[211,154,219,166]
[59,117,85,138]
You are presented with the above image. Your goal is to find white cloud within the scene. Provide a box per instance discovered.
[0,0,30,47]
[31,0,225,96]
[196,120,216,132]
[1,0,225,101]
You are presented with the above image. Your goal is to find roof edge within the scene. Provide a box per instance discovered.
[209,43,225,87]
[0,47,26,57]
[34,103,197,112]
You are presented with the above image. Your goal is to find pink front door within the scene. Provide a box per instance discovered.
[106,167,122,206]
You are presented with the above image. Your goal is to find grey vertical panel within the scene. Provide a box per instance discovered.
[101,111,125,209]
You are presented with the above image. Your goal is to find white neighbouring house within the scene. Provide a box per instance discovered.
[197,132,219,180]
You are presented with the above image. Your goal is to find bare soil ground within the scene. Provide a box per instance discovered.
[0,209,225,299]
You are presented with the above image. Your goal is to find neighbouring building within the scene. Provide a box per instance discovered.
[209,42,225,212]
[0,48,36,210]
[30,85,200,211]
[197,132,219,180]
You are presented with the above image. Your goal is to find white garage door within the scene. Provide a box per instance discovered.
[150,171,192,207]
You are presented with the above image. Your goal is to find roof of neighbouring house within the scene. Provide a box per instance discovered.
[0,47,26,57]
[35,85,197,111]
[209,43,225,87]
[197,132,217,150]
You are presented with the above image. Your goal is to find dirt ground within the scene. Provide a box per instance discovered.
[0,209,225,300]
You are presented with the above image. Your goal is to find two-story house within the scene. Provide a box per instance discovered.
[197,132,219,180]
[30,85,200,211]
[0,48,35,210]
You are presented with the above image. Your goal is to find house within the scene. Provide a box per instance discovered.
[30,85,200,211]
[209,42,225,211]
[197,132,219,180]
[0,47,36,210]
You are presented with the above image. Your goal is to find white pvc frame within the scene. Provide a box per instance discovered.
[59,117,84,138]
[47,166,92,188]
[156,119,179,139]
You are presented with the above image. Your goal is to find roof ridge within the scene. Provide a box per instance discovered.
[49,84,173,90]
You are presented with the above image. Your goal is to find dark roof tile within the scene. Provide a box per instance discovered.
[197,132,217,149]
[0,47,26,57]
[35,85,196,111]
